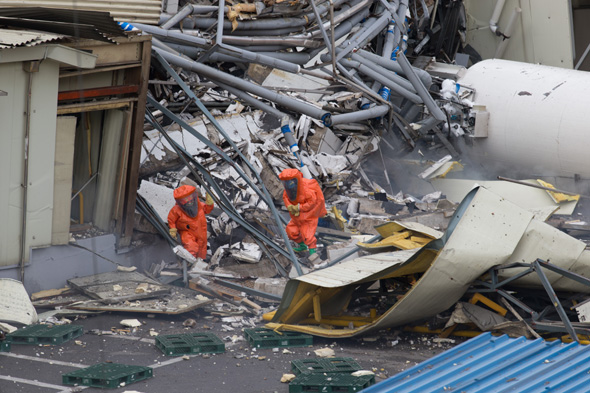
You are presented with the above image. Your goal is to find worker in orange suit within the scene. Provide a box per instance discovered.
[168,185,214,260]
[279,168,327,255]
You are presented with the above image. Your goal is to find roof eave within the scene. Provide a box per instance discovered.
[0,43,97,69]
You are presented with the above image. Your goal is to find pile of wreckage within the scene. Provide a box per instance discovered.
[5,0,590,387]
[2,0,590,391]
[127,0,590,345]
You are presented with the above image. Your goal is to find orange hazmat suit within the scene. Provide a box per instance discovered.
[168,185,214,259]
[279,168,327,250]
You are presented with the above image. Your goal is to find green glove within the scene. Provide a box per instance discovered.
[287,204,300,216]
[205,192,214,206]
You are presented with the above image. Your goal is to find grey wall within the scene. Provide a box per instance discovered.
[0,234,175,294]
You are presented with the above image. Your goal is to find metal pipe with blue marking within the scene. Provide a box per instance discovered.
[280,117,312,179]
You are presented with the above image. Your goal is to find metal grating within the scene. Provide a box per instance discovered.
[360,332,590,393]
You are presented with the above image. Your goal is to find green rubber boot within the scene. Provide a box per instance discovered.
[293,242,308,252]
[309,248,317,256]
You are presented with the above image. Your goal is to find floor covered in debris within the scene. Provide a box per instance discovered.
[0,312,457,393]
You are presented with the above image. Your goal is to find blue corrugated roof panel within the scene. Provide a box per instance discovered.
[361,332,590,393]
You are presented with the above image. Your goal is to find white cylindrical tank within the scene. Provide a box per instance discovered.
[457,59,590,178]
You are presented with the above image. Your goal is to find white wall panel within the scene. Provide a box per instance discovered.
[52,116,77,245]
[0,62,26,266]
[464,0,574,68]
[27,62,59,252]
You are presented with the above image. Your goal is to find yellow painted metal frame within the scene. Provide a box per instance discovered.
[469,293,508,317]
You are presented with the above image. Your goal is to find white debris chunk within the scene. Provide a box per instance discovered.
[0,322,18,333]
[117,266,137,272]
[352,370,375,377]
[120,319,142,328]
[312,153,350,175]
[281,374,296,383]
[230,242,262,263]
[314,348,335,358]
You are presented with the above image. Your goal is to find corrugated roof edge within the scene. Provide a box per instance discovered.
[0,28,66,48]
[361,332,590,393]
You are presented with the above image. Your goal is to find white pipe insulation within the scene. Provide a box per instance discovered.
[494,7,521,59]
[489,0,506,34]
[457,59,590,178]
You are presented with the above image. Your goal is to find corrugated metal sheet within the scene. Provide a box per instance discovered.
[296,249,420,288]
[361,332,590,393]
[0,16,115,42]
[0,0,162,25]
[0,28,65,48]
[0,7,126,36]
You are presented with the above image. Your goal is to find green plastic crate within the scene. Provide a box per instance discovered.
[155,332,225,356]
[62,362,153,389]
[6,324,84,345]
[291,358,361,375]
[289,373,375,393]
[243,328,313,349]
[0,340,10,352]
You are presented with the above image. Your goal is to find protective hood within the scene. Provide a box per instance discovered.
[174,185,199,218]
[282,178,298,202]
[279,168,303,203]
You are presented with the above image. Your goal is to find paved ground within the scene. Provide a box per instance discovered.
[0,312,461,393]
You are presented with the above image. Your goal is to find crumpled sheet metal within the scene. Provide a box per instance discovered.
[266,186,590,338]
